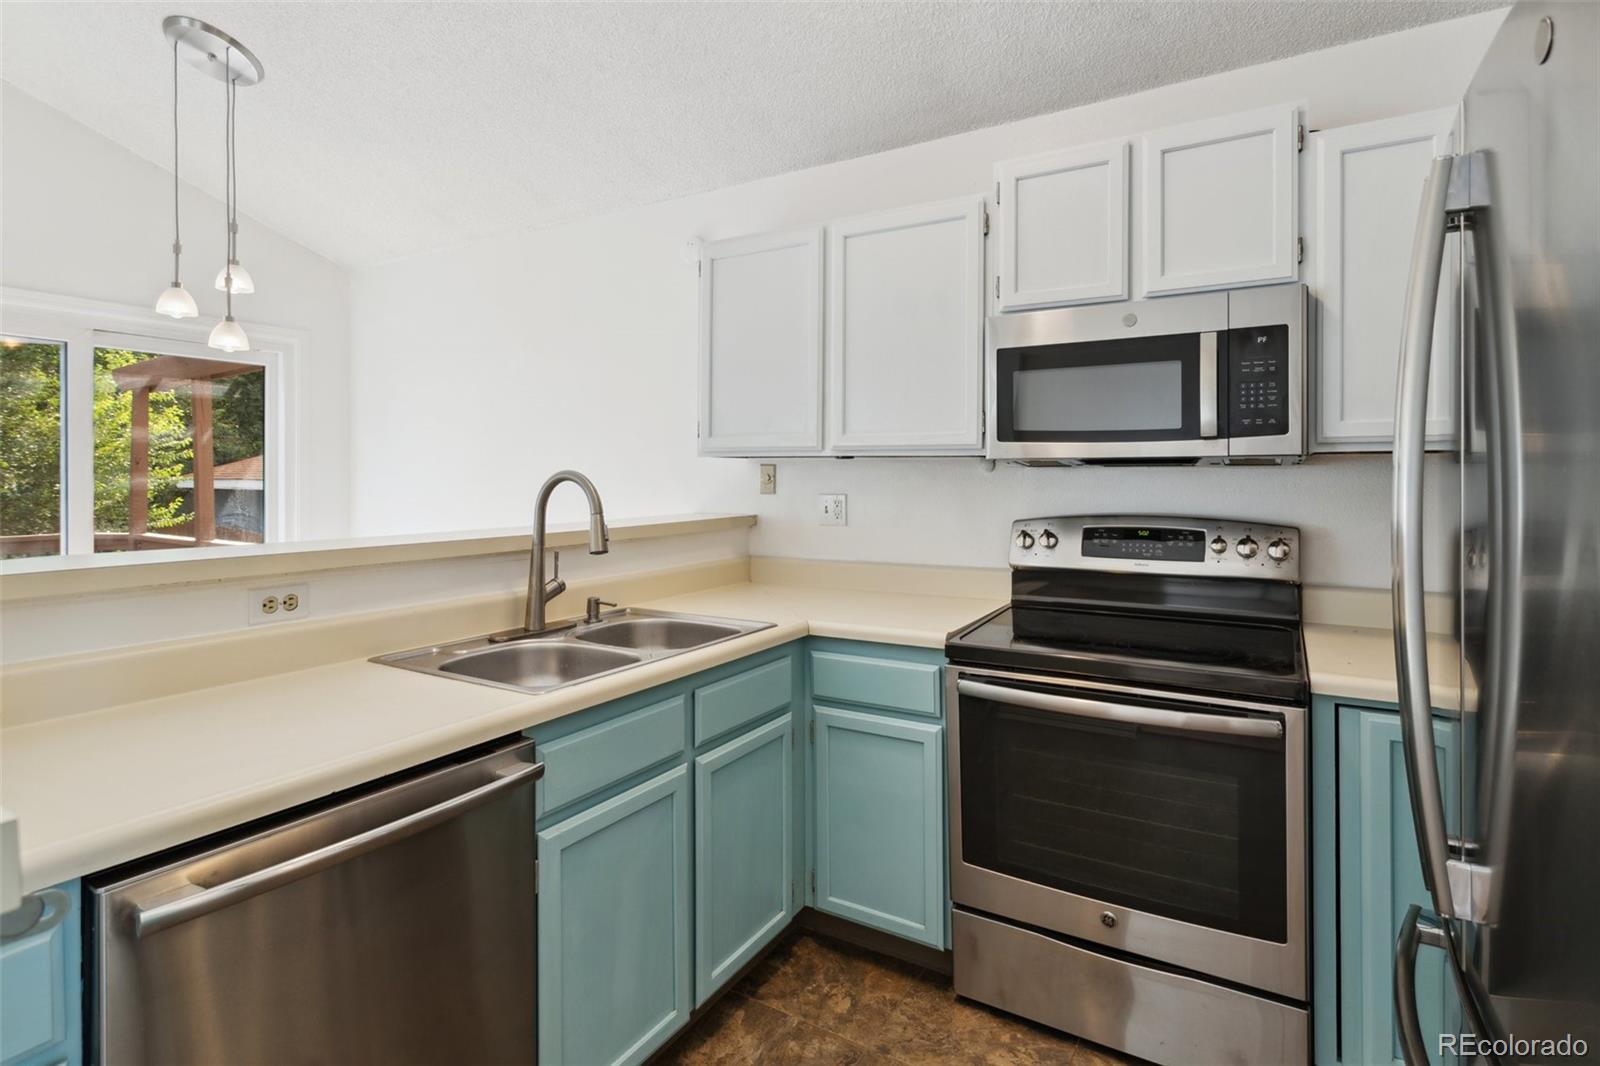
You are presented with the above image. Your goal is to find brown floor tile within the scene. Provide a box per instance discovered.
[682,933,1126,1066]
[660,994,797,1065]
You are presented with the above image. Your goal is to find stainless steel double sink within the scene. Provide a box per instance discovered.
[372,609,774,696]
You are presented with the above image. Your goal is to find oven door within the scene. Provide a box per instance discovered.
[986,293,1229,462]
[948,668,1307,1000]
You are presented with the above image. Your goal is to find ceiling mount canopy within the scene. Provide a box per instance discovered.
[162,15,265,87]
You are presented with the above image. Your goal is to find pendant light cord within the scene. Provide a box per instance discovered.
[171,37,181,284]
[222,46,234,318]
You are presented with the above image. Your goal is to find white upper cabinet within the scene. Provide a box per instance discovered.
[1307,108,1458,451]
[698,228,825,456]
[826,197,986,454]
[1141,104,1301,296]
[994,140,1129,310]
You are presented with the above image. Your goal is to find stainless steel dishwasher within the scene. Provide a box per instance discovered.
[87,737,541,1065]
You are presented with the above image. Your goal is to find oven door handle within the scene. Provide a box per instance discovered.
[956,679,1283,739]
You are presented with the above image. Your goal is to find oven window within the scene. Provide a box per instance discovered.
[958,690,1288,942]
[994,332,1204,442]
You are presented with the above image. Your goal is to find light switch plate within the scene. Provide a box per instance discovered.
[818,494,847,526]
[759,464,776,495]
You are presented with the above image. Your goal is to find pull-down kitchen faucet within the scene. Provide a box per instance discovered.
[523,470,609,633]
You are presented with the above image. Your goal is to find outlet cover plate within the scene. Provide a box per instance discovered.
[818,494,847,526]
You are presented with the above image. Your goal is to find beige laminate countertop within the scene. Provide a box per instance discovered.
[0,582,1000,893]
[1,580,1452,894]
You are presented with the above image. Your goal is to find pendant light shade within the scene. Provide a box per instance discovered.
[156,285,199,319]
[213,259,255,294]
[207,315,250,352]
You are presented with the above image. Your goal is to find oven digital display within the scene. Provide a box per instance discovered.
[1081,526,1207,561]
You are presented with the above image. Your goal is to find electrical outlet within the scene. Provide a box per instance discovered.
[249,584,308,625]
[759,464,777,495]
[818,494,847,526]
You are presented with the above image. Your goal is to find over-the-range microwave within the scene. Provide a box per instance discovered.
[986,283,1306,464]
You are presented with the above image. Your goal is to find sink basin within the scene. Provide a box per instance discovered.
[372,608,774,696]
[574,618,743,653]
[439,642,640,689]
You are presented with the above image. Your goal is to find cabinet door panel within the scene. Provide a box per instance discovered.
[827,198,985,454]
[0,883,79,1066]
[538,766,691,1066]
[1310,109,1458,449]
[1142,104,1299,295]
[996,140,1129,309]
[813,706,945,948]
[694,714,794,1004]
[1337,707,1460,1066]
[699,228,824,455]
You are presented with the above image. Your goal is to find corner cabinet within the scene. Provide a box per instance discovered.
[826,197,986,454]
[537,765,693,1066]
[1307,109,1459,451]
[1312,698,1460,1066]
[697,228,825,456]
[993,139,1130,310]
[1141,103,1301,296]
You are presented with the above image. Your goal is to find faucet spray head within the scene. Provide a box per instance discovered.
[588,513,610,555]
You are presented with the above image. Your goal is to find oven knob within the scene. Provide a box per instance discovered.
[1039,530,1059,550]
[1235,536,1259,560]
[1209,535,1228,555]
[1015,530,1035,550]
[1267,538,1292,563]
[1100,911,1118,929]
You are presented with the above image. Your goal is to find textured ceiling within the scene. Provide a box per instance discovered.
[1,1,1500,269]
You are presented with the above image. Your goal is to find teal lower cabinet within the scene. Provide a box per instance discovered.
[813,704,946,949]
[1313,698,1460,1066]
[0,880,82,1066]
[537,764,693,1066]
[693,712,795,1004]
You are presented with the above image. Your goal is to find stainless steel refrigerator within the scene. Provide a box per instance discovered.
[1391,2,1599,1063]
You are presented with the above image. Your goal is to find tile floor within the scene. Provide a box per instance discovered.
[659,931,1143,1065]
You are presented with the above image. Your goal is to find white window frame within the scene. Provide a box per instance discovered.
[0,287,303,555]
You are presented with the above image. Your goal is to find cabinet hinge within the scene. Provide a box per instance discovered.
[1296,124,1305,153]
[808,719,815,744]
[994,181,1000,205]
[534,858,540,894]
[696,258,702,277]
[810,870,816,893]
[696,420,701,439]
[994,275,1000,300]
[1296,236,1304,264]
[982,208,990,237]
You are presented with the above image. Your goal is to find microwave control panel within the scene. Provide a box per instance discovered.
[1227,324,1290,437]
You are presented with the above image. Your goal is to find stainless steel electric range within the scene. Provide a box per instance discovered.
[945,516,1310,1065]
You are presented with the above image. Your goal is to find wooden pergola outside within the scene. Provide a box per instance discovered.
[112,355,258,547]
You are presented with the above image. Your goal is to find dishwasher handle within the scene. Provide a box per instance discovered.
[133,759,543,938]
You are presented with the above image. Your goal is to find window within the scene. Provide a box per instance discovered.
[0,338,65,557]
[0,294,294,560]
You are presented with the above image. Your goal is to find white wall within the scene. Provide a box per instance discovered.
[1,84,353,539]
[351,11,1505,590]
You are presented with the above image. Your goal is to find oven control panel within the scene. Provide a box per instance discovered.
[1011,515,1300,581]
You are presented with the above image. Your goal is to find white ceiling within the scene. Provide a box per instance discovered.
[1,1,1498,269]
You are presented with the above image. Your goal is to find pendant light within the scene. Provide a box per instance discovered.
[213,64,254,295]
[159,17,263,349]
[154,35,197,318]
[208,54,249,352]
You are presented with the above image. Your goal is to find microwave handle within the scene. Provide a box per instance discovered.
[1199,332,1219,439]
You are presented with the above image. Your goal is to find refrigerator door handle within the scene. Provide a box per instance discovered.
[1393,153,1458,924]
[1394,904,1450,1066]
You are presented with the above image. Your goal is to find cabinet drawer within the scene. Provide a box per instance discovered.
[810,650,941,718]
[693,658,793,746]
[537,695,687,815]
